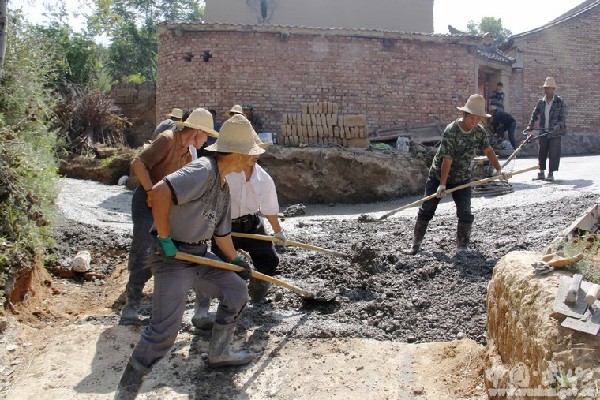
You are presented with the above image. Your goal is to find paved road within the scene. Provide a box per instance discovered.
[56,155,600,232]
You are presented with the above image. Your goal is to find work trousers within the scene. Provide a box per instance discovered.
[212,214,279,276]
[417,178,474,224]
[126,186,154,289]
[496,120,517,150]
[131,242,248,368]
[538,136,562,172]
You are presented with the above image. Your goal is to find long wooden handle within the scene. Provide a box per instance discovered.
[379,165,538,220]
[174,251,314,298]
[230,232,346,258]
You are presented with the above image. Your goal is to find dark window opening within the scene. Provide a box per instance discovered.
[202,51,213,62]
[183,52,193,62]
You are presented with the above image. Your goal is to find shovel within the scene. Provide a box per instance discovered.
[376,165,538,220]
[174,251,336,303]
[230,232,346,258]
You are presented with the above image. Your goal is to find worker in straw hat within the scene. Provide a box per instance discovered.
[402,94,510,256]
[226,104,244,118]
[115,113,264,399]
[191,118,286,330]
[525,77,568,182]
[121,108,219,324]
[151,107,184,141]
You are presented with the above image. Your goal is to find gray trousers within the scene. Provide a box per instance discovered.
[131,242,248,368]
[538,136,562,172]
[126,186,154,289]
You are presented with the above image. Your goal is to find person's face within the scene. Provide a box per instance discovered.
[233,154,256,172]
[544,87,555,98]
[462,113,483,131]
[243,109,252,118]
[496,84,503,93]
[191,130,209,149]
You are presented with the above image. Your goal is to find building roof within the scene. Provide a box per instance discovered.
[510,0,600,39]
[476,46,514,64]
[159,22,484,46]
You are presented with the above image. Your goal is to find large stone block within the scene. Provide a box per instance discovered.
[486,251,600,399]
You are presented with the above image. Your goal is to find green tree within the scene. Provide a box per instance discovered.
[467,17,512,43]
[87,0,204,83]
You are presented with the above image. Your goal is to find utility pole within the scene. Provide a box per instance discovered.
[0,0,7,79]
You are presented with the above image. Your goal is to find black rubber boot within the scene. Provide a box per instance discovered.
[207,322,253,368]
[114,358,150,400]
[248,278,269,303]
[402,219,429,255]
[120,283,143,322]
[456,221,473,251]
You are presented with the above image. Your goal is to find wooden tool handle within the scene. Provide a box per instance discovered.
[230,232,346,258]
[547,253,583,268]
[174,251,314,298]
[585,284,600,307]
[379,165,539,220]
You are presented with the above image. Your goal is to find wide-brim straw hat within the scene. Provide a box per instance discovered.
[456,94,490,118]
[175,108,219,138]
[541,77,558,88]
[253,131,270,149]
[205,114,265,155]
[226,104,243,118]
[165,107,183,119]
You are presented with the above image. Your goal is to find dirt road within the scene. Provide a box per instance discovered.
[2,154,599,399]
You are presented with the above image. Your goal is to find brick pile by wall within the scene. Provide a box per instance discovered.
[280,101,369,148]
[156,25,479,138]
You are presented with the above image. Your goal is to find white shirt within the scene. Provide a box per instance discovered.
[226,164,280,219]
[543,95,554,131]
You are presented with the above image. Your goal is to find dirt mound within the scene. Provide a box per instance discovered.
[260,146,428,204]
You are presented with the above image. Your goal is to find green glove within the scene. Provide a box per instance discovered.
[158,235,178,257]
[231,255,252,280]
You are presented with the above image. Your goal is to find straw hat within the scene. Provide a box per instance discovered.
[226,104,244,118]
[541,77,558,88]
[205,114,265,155]
[456,94,490,118]
[165,107,183,119]
[253,131,270,149]
[175,108,219,138]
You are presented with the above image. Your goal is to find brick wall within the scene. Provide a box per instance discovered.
[510,6,600,135]
[111,82,156,147]
[157,25,480,136]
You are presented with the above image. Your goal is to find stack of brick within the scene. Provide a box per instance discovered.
[279,102,369,148]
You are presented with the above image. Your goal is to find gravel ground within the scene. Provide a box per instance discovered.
[51,155,600,345]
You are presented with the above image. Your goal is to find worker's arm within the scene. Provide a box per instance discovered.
[483,146,502,172]
[265,214,282,234]
[439,157,452,186]
[213,235,238,261]
[131,158,153,192]
[151,180,173,238]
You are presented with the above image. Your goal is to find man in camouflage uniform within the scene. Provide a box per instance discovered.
[403,94,509,255]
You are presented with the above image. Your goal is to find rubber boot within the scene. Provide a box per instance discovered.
[114,357,150,400]
[248,278,269,303]
[207,322,253,368]
[191,293,213,330]
[402,220,429,255]
[456,221,473,252]
[120,283,143,322]
[534,171,545,180]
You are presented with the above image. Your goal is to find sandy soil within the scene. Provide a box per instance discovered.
[2,154,600,399]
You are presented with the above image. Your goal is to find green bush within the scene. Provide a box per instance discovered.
[0,14,59,306]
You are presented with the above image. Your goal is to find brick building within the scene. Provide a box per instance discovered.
[502,0,600,152]
[156,23,504,137]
